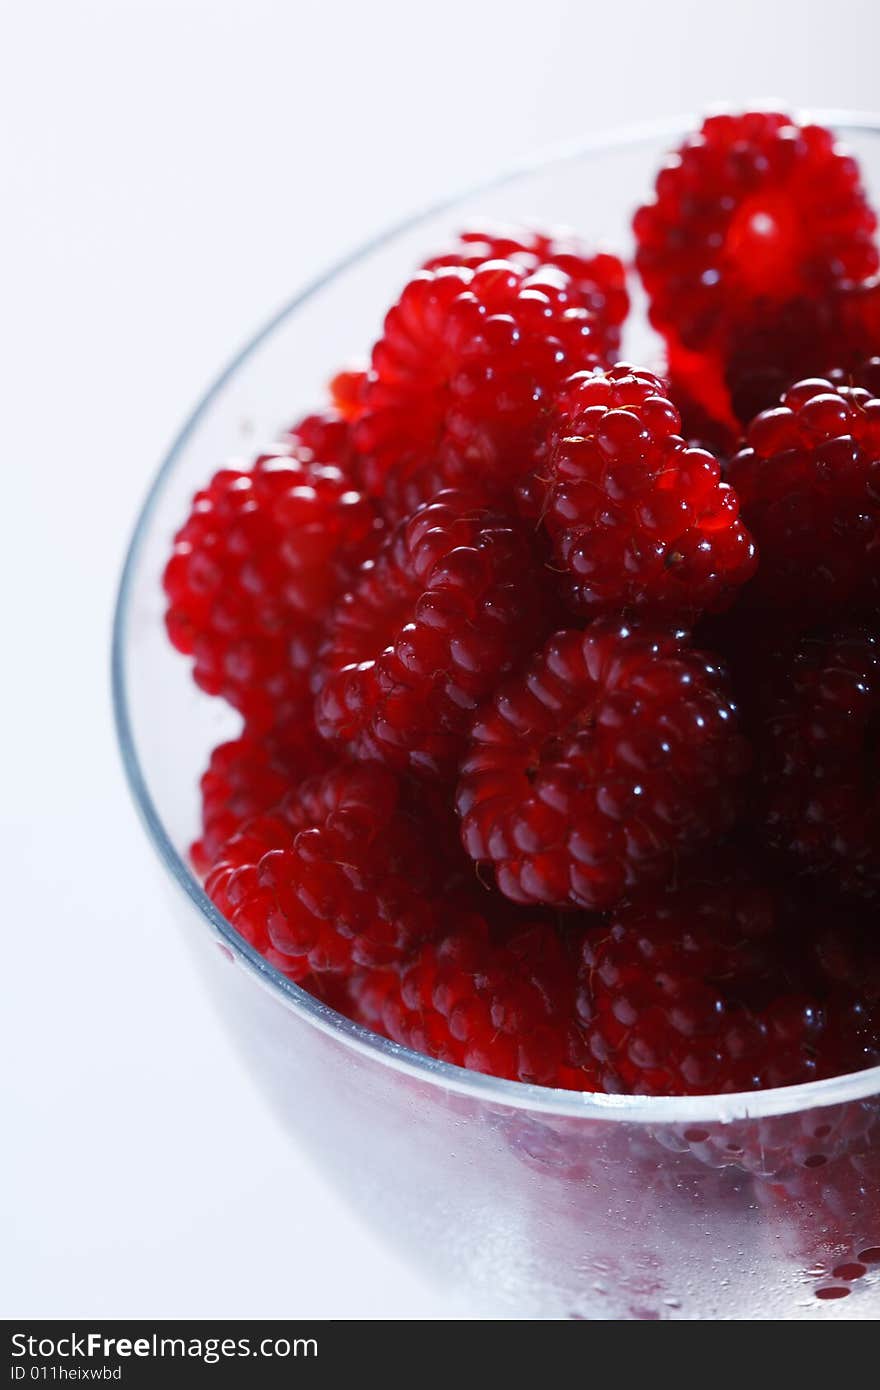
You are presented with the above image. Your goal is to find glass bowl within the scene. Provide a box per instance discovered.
[114,114,880,1320]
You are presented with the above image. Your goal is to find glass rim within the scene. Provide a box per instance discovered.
[112,108,880,1125]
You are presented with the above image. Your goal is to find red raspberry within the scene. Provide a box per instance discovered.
[423,225,628,339]
[191,729,330,876]
[728,378,880,621]
[163,417,383,731]
[205,763,452,975]
[634,112,878,354]
[757,629,880,902]
[352,245,623,521]
[315,490,553,779]
[456,622,749,910]
[351,918,598,1088]
[576,867,829,1095]
[544,365,756,617]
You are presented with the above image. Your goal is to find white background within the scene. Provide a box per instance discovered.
[3,0,879,1320]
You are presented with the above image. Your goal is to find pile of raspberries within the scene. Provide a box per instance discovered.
[164,112,880,1097]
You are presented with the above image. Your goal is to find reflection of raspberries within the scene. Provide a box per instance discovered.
[635,112,878,353]
[757,629,880,902]
[191,731,331,876]
[576,866,828,1095]
[352,243,626,521]
[351,919,597,1088]
[457,622,749,910]
[544,366,756,617]
[163,419,382,730]
[728,378,880,621]
[315,490,551,779]
[205,763,452,975]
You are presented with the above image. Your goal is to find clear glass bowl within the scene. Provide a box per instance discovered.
[114,114,880,1319]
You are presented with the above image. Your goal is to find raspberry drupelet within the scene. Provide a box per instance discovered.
[757,628,880,902]
[315,489,554,780]
[163,416,383,731]
[634,112,878,355]
[352,240,626,521]
[456,621,750,911]
[576,864,830,1096]
[544,365,756,618]
[351,917,597,1088]
[728,377,880,622]
[205,762,456,976]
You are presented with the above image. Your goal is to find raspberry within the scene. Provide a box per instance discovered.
[423,225,628,338]
[352,243,625,521]
[544,365,756,617]
[163,416,383,730]
[576,866,829,1095]
[757,628,880,901]
[728,378,880,621]
[315,490,553,779]
[456,621,749,910]
[637,114,879,435]
[205,763,453,975]
[634,112,878,354]
[191,729,330,876]
[351,918,597,1088]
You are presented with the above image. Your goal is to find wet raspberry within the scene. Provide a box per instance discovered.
[757,628,880,901]
[352,245,624,521]
[164,419,383,730]
[191,729,330,876]
[576,864,828,1096]
[424,225,628,344]
[457,621,749,910]
[728,377,880,622]
[351,918,597,1089]
[544,365,755,617]
[635,112,878,353]
[315,490,553,779]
